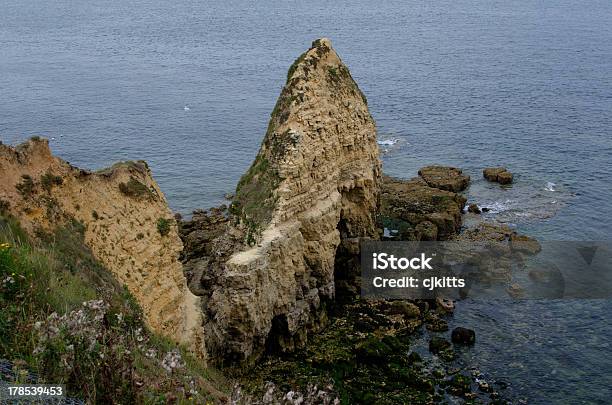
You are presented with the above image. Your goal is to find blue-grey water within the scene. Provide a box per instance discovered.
[1,0,611,403]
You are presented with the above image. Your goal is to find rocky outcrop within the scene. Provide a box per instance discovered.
[380,175,466,240]
[483,167,513,184]
[418,166,470,192]
[184,39,381,364]
[0,138,204,355]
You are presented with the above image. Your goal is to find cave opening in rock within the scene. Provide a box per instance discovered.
[333,216,361,305]
[264,314,290,354]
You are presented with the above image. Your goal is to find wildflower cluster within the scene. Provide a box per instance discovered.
[0,242,30,300]
[31,298,206,402]
[232,382,340,405]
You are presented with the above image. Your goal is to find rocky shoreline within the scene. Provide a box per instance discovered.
[180,163,536,404]
[172,39,541,403]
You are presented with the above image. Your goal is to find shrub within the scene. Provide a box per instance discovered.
[156,218,171,237]
[118,177,152,199]
[40,171,63,193]
[16,175,35,197]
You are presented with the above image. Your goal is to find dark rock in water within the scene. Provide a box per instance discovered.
[380,176,466,240]
[418,165,470,192]
[451,327,476,345]
[483,167,513,184]
[388,300,420,319]
[429,336,451,354]
[497,171,513,184]
[481,207,491,212]
[448,373,472,395]
[483,167,506,181]
[468,203,481,214]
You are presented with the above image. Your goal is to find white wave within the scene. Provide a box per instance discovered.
[377,138,398,146]
[544,182,556,192]
[481,200,513,214]
[183,106,191,111]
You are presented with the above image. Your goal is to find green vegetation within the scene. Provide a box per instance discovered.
[286,52,307,84]
[0,215,230,403]
[29,136,42,142]
[231,154,280,244]
[156,217,171,236]
[16,174,35,198]
[40,170,63,193]
[328,66,339,81]
[118,177,153,200]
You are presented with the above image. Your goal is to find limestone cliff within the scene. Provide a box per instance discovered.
[183,38,381,363]
[0,138,204,355]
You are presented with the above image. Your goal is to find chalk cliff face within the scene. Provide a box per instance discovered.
[184,38,381,363]
[0,139,204,355]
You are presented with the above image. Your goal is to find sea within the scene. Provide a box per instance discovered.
[1,0,611,403]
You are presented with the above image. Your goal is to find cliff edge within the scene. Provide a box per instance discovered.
[0,138,204,355]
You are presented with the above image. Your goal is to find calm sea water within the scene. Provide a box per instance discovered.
[1,0,611,403]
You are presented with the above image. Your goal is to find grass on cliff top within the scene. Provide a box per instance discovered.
[0,214,230,403]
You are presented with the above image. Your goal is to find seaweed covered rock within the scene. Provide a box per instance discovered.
[380,176,466,240]
[483,167,513,184]
[418,165,470,192]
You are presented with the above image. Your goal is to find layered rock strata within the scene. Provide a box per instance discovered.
[181,38,381,363]
[0,139,204,355]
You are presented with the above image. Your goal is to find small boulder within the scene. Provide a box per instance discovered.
[497,171,513,184]
[451,327,476,345]
[507,282,524,299]
[429,336,451,354]
[388,300,420,319]
[483,167,513,184]
[467,203,481,214]
[418,165,470,192]
[436,296,455,313]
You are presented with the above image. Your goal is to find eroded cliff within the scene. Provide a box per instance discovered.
[0,138,204,355]
[182,38,381,363]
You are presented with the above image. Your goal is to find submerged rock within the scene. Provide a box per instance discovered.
[429,336,451,354]
[418,165,470,192]
[451,327,476,345]
[468,203,481,214]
